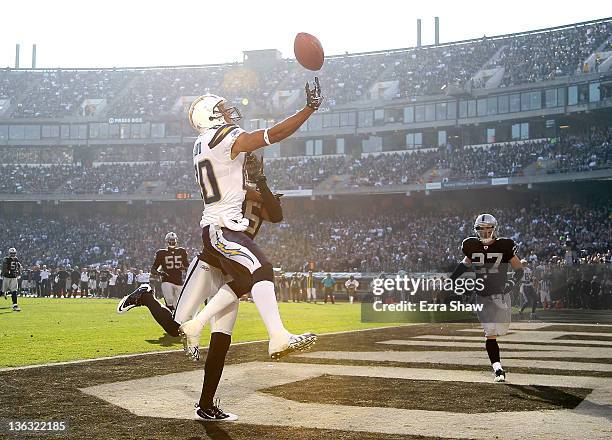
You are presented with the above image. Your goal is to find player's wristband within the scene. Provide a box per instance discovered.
[263,128,271,145]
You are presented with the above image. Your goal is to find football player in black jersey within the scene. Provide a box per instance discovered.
[2,248,22,311]
[449,214,524,383]
[117,153,283,421]
[150,232,189,311]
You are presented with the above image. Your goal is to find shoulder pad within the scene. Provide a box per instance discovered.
[496,237,517,253]
[462,237,479,249]
[208,124,239,149]
[496,237,515,246]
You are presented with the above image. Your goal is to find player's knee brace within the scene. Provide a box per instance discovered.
[253,263,274,284]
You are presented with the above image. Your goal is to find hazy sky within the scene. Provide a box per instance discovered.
[0,1,610,68]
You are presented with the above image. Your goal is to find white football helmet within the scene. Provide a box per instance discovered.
[8,247,17,256]
[474,214,497,244]
[188,94,242,132]
[165,232,178,248]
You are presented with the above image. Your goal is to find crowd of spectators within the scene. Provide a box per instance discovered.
[347,151,440,186]
[57,163,190,195]
[388,39,500,98]
[11,69,132,118]
[1,202,609,276]
[257,203,611,273]
[0,215,201,271]
[491,20,611,87]
[0,19,609,118]
[434,140,548,180]
[264,156,346,189]
[0,130,609,193]
[545,129,611,173]
[0,164,77,193]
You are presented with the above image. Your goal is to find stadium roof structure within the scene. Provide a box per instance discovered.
[3,17,611,72]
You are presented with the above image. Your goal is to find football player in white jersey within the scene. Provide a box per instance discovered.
[518,259,538,319]
[178,79,323,364]
[117,156,285,421]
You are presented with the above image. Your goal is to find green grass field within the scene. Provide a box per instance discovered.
[0,298,400,368]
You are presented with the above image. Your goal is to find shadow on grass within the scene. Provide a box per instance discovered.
[145,333,182,347]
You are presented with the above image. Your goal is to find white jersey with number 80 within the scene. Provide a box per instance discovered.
[193,123,246,228]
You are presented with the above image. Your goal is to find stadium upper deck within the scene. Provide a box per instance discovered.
[0,18,610,119]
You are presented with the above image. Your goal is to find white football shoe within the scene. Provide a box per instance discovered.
[179,319,202,361]
[269,332,317,360]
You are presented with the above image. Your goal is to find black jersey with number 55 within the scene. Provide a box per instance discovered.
[151,247,189,286]
[242,199,265,239]
[2,256,21,278]
[462,237,516,296]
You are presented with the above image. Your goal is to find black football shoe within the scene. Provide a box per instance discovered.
[195,400,238,422]
[494,369,506,383]
[116,284,152,314]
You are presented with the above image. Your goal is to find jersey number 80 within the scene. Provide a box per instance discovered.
[196,159,221,204]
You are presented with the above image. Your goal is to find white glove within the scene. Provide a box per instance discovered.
[218,215,249,232]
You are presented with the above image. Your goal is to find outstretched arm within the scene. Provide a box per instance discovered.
[231,78,323,159]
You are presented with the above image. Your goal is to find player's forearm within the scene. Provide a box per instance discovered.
[449,262,470,281]
[257,178,283,223]
[267,107,315,144]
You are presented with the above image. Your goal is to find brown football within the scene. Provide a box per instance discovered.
[294,32,325,71]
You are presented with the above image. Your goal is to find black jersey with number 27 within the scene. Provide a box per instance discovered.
[461,237,516,296]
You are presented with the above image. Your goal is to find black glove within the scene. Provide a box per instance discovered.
[245,152,265,185]
[305,77,324,110]
[503,279,517,295]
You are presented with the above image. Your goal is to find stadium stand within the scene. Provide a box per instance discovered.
[1,202,608,274]
[0,19,610,304]
[0,129,608,193]
[0,18,609,116]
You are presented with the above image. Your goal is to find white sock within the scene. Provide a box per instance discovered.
[191,285,237,332]
[251,280,290,339]
[492,362,502,372]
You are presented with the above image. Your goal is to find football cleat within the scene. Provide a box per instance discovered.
[12,304,21,312]
[194,400,238,422]
[269,332,317,360]
[116,284,151,314]
[494,369,506,383]
[178,319,202,361]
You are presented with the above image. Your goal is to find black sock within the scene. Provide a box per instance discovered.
[141,293,180,336]
[11,292,17,305]
[199,332,231,408]
[485,339,500,364]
